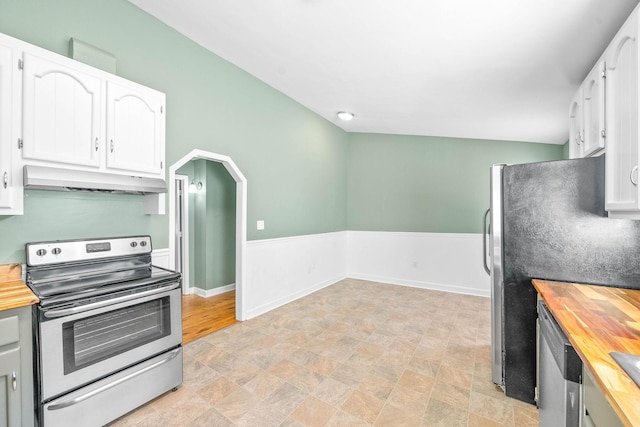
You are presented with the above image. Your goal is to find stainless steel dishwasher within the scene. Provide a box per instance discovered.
[537,298,582,427]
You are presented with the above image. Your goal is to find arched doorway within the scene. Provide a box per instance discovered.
[168,149,247,321]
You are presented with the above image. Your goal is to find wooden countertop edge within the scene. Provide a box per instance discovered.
[533,279,640,427]
[0,264,39,311]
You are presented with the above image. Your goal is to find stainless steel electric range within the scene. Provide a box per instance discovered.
[25,236,182,427]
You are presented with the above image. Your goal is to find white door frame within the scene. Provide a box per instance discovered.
[168,149,248,321]
[174,174,191,294]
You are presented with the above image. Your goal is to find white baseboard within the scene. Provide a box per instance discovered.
[347,230,490,298]
[244,274,346,319]
[190,283,235,298]
[244,231,348,319]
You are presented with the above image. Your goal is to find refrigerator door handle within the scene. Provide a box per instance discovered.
[483,208,491,275]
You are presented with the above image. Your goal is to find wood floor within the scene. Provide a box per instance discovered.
[181,291,236,344]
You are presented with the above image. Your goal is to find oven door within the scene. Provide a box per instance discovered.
[38,283,181,401]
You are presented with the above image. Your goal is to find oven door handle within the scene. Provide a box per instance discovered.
[43,281,181,319]
[46,347,181,411]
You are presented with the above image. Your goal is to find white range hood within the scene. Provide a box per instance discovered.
[23,165,167,194]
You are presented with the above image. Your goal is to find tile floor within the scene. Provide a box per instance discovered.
[110,279,539,426]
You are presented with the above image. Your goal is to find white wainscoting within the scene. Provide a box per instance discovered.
[347,231,490,297]
[151,248,170,269]
[244,231,348,319]
[153,230,488,321]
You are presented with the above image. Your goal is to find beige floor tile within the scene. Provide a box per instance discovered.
[313,377,354,408]
[357,374,396,401]
[375,403,425,427]
[189,408,234,427]
[224,361,262,386]
[331,361,372,387]
[469,390,516,425]
[423,398,469,427]
[234,401,289,427]
[387,384,428,419]
[513,403,539,426]
[399,369,436,395]
[288,368,326,393]
[408,355,440,378]
[269,359,304,380]
[307,354,342,376]
[436,364,473,390]
[195,376,239,403]
[242,370,285,399]
[115,280,539,427]
[468,413,506,427]
[431,380,471,409]
[291,396,336,427]
[265,382,309,414]
[214,387,263,422]
[325,410,372,426]
[341,389,385,423]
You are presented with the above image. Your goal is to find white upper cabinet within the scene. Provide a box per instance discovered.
[22,52,102,168]
[570,61,606,159]
[604,11,640,216]
[582,61,606,157]
[106,81,164,175]
[0,31,167,216]
[0,43,22,214]
[569,88,584,159]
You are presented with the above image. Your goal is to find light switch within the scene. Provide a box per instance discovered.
[257,220,265,230]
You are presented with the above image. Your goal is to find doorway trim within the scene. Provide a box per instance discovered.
[168,149,248,321]
[174,174,191,294]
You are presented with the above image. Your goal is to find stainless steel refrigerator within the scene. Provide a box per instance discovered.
[482,155,640,404]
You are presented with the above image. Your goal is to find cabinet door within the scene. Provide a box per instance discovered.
[106,81,164,175]
[583,61,606,157]
[569,89,584,159]
[22,52,102,168]
[0,348,21,427]
[605,13,639,213]
[0,44,14,210]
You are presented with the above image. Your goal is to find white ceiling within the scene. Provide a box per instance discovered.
[129,0,639,145]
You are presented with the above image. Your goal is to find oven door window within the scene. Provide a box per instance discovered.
[62,296,172,374]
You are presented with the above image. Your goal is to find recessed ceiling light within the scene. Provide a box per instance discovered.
[337,111,354,121]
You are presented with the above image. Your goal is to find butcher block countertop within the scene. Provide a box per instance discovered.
[533,279,640,427]
[0,263,38,311]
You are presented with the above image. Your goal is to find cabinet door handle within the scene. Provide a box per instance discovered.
[95,138,99,151]
[575,132,583,145]
[110,139,114,153]
[631,166,638,186]
[11,372,16,391]
[3,171,7,189]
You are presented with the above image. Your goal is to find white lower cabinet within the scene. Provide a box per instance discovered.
[581,367,623,427]
[0,306,34,427]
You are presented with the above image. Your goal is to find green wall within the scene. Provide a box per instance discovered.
[206,161,236,289]
[0,0,348,263]
[347,133,564,233]
[176,160,236,291]
[0,0,568,265]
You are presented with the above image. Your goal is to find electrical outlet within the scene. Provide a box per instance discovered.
[257,220,265,230]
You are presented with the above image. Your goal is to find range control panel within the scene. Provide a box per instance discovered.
[26,236,152,266]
